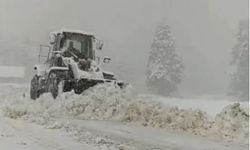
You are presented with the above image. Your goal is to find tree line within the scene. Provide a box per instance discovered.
[146,20,249,101]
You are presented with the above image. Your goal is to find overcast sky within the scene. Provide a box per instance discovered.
[0,0,248,96]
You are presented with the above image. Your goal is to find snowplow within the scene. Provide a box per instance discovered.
[30,29,126,100]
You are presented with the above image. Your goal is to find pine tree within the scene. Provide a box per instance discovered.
[146,25,184,96]
[229,20,249,101]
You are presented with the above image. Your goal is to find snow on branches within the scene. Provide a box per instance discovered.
[146,25,184,96]
[229,20,249,101]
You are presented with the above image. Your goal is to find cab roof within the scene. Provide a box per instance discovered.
[51,29,94,37]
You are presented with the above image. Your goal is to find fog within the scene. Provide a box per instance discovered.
[0,0,248,97]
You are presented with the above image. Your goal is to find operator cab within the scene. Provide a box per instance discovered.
[52,30,95,60]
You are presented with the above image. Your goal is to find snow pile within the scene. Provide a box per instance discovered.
[60,83,134,120]
[121,97,210,135]
[1,83,134,123]
[0,83,248,143]
[213,103,249,143]
[1,83,210,135]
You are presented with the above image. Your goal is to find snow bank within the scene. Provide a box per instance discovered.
[1,83,210,135]
[213,103,249,143]
[0,83,248,143]
[141,94,248,117]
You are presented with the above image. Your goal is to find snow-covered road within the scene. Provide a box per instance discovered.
[0,116,97,150]
[0,116,247,150]
[59,118,248,150]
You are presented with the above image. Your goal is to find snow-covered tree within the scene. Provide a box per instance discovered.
[229,20,249,101]
[146,25,184,96]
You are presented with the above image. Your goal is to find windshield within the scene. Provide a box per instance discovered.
[59,33,94,59]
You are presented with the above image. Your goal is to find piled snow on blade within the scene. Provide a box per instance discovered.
[0,83,248,143]
[213,103,249,143]
[1,83,135,124]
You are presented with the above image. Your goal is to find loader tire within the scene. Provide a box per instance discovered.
[74,80,92,94]
[30,75,39,100]
[63,81,73,92]
[74,81,84,94]
[47,72,60,99]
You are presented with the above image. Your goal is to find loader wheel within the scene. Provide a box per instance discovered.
[63,81,73,92]
[30,75,39,100]
[74,80,89,94]
[74,82,84,94]
[47,72,60,99]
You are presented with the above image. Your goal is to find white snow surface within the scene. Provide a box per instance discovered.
[0,83,248,150]
[0,66,25,78]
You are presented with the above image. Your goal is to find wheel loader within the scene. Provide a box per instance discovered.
[30,29,126,100]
